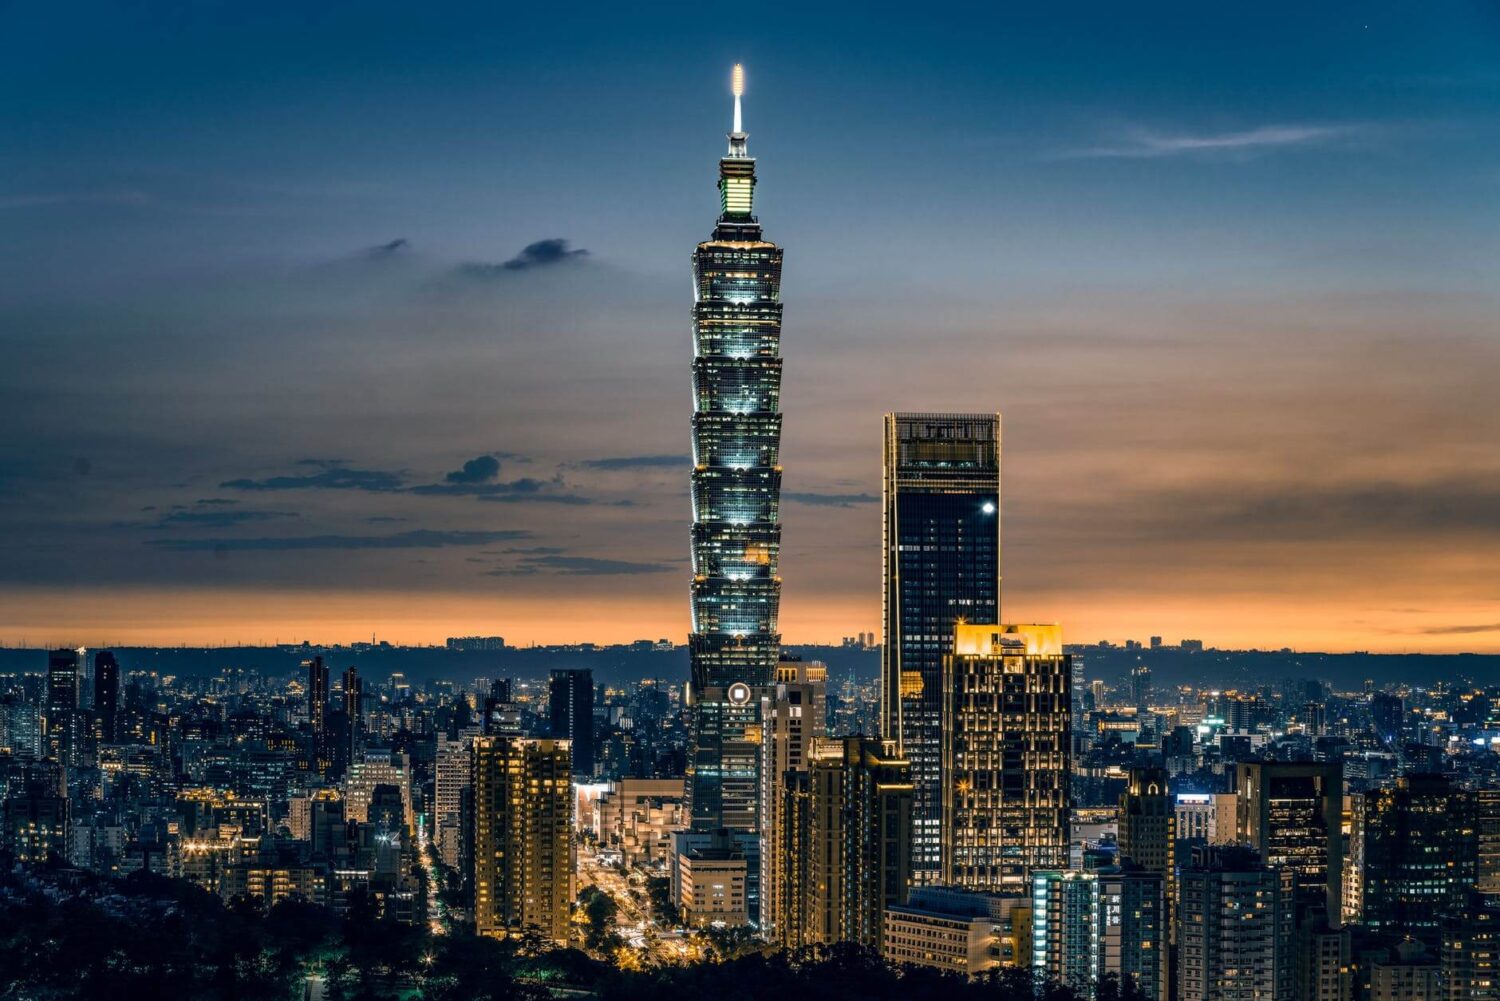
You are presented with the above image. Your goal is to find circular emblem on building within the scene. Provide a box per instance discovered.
[727,682,752,705]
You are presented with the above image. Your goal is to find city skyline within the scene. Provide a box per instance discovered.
[5,4,1500,653]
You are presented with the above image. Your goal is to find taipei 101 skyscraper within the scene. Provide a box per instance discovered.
[685,65,784,834]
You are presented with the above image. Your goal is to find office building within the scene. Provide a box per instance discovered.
[590,778,686,865]
[1131,665,1151,710]
[676,827,750,928]
[342,665,363,755]
[883,411,1001,882]
[1235,760,1343,924]
[1369,940,1439,1001]
[344,751,412,831]
[942,623,1070,891]
[471,737,573,943]
[45,648,82,762]
[306,656,329,774]
[1118,766,1175,900]
[93,650,120,744]
[882,885,1031,977]
[686,65,784,832]
[2,758,69,864]
[1358,773,1476,944]
[549,668,595,776]
[1178,846,1295,1001]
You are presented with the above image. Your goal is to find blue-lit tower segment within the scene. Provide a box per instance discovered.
[687,66,783,830]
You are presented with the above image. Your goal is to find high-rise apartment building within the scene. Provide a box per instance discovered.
[549,668,595,776]
[1099,866,1168,1001]
[772,737,913,949]
[759,659,826,936]
[1030,866,1167,1001]
[882,412,1001,882]
[1440,892,1500,1000]
[1178,846,1296,1001]
[1235,760,1343,925]
[471,737,573,943]
[685,66,784,834]
[435,727,481,868]
[941,623,1069,892]
[1479,787,1500,895]
[1031,870,1101,996]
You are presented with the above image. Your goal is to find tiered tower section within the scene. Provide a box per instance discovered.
[687,66,784,826]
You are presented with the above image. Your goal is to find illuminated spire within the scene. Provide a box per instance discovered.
[732,63,744,134]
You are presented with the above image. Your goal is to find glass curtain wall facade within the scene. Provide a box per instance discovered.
[881,413,1000,881]
[686,79,784,830]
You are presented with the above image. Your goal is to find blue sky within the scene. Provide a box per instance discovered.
[3,2,1499,649]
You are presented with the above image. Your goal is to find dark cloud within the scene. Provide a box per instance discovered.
[579,454,689,470]
[194,498,238,506]
[365,238,410,258]
[221,460,405,493]
[783,491,879,508]
[486,554,671,576]
[501,239,588,270]
[504,546,566,555]
[452,239,590,279]
[444,454,501,484]
[146,529,527,553]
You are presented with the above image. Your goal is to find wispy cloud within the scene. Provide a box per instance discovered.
[221,460,405,493]
[783,491,878,508]
[150,509,298,530]
[1409,623,1500,636]
[146,529,527,552]
[1058,123,1369,160]
[485,554,671,576]
[578,454,689,470]
[0,189,154,210]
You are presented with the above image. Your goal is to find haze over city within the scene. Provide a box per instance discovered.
[4,3,1499,652]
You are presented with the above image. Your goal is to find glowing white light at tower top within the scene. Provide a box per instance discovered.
[732,63,744,133]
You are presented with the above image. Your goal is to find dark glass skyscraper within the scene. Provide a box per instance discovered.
[687,66,784,830]
[93,650,120,744]
[306,656,329,775]
[549,667,595,776]
[881,413,1000,882]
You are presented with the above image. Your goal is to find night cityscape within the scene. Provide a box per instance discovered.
[5,5,1500,1001]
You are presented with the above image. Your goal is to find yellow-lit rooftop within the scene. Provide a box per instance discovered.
[953,622,1064,657]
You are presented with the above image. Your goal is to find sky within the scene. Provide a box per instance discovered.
[3,2,1499,652]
